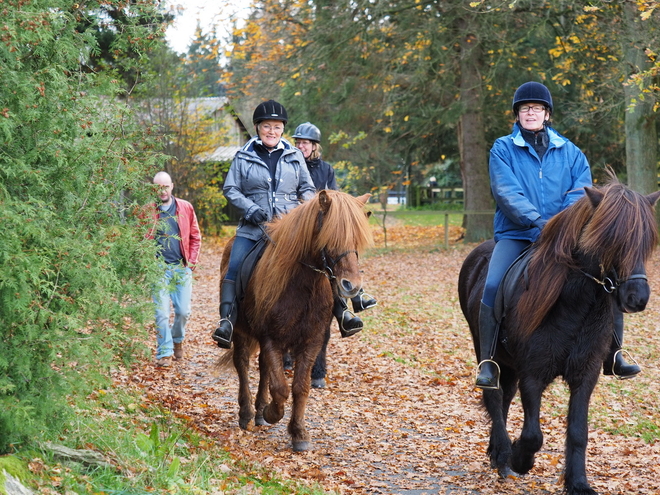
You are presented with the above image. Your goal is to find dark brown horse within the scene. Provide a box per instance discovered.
[217,190,373,451]
[458,178,660,494]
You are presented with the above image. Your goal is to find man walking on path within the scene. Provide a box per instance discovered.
[149,171,201,367]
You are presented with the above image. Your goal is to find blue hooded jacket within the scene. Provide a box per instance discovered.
[489,122,592,242]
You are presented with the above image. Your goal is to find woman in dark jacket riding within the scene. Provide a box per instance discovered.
[476,82,640,390]
[293,122,377,336]
[212,100,316,349]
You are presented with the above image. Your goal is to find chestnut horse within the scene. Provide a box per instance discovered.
[217,190,373,451]
[458,178,660,494]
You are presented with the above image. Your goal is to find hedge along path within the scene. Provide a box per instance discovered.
[128,229,660,494]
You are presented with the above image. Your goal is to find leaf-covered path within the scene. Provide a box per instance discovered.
[128,229,660,494]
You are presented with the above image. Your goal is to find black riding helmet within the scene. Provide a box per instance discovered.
[253,100,288,125]
[512,82,553,115]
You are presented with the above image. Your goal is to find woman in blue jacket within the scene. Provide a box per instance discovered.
[476,82,640,389]
[212,100,317,349]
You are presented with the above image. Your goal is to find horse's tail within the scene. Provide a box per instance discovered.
[214,338,260,371]
[216,349,235,371]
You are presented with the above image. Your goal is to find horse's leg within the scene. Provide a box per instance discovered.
[510,376,545,475]
[563,374,600,495]
[484,368,515,478]
[232,333,254,430]
[289,344,322,452]
[310,324,330,388]
[500,369,518,425]
[260,342,288,426]
[254,350,270,426]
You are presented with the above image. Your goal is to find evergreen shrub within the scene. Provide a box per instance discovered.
[0,1,166,452]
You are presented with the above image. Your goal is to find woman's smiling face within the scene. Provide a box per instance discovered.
[257,119,284,148]
[517,103,549,132]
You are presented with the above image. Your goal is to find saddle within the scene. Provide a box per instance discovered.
[493,245,534,336]
[235,237,268,303]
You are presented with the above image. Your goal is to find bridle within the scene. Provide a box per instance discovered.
[302,248,359,281]
[299,209,359,281]
[580,267,648,294]
[259,213,359,281]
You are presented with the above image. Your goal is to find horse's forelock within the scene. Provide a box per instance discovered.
[315,191,374,255]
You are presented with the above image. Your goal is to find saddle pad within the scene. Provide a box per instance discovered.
[236,237,268,303]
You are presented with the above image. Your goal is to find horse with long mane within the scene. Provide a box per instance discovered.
[458,178,660,495]
[217,189,373,451]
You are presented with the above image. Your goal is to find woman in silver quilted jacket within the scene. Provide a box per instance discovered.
[212,100,316,349]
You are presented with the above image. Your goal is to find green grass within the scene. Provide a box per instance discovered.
[369,209,465,227]
[9,381,331,494]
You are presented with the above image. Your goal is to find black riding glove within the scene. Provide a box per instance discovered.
[246,208,268,225]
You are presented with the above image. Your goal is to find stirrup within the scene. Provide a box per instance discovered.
[212,318,233,348]
[338,308,363,337]
[612,349,640,380]
[353,292,377,312]
[475,359,500,390]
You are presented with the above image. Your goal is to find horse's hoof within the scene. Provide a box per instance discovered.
[566,482,598,495]
[292,440,311,452]
[238,418,251,430]
[263,405,284,424]
[255,414,268,426]
[497,466,519,479]
[311,378,326,389]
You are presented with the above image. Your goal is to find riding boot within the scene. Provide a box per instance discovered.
[603,309,640,379]
[212,280,237,349]
[333,296,363,337]
[475,302,500,390]
[351,288,377,313]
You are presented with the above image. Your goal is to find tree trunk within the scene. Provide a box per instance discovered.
[622,0,657,195]
[457,22,493,243]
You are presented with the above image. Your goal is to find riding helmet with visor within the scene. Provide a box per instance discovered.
[292,122,321,143]
[512,82,553,115]
[253,99,288,126]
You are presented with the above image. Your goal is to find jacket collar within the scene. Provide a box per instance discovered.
[511,122,565,149]
[242,135,294,153]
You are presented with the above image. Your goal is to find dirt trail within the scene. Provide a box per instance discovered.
[128,237,660,494]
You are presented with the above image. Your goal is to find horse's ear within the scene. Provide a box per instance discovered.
[645,190,660,207]
[356,193,371,205]
[318,189,331,214]
[584,186,604,207]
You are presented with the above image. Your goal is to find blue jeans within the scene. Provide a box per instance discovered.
[482,239,531,308]
[225,236,258,281]
[153,265,193,359]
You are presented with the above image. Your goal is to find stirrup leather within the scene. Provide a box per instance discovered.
[612,349,640,380]
[475,359,501,390]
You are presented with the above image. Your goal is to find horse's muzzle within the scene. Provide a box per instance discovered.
[338,278,361,299]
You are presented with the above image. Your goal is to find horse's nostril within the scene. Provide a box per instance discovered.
[341,280,354,292]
